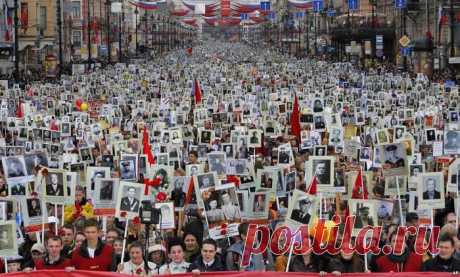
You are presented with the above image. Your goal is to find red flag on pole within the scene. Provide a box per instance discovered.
[351,169,368,199]
[307,175,317,195]
[142,127,155,165]
[184,176,195,206]
[15,101,23,118]
[290,94,301,141]
[194,79,202,105]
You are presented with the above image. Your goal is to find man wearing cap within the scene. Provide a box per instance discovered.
[355,206,374,228]
[384,144,405,168]
[290,197,312,224]
[33,236,72,270]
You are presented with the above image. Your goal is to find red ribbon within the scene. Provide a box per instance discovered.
[143,176,162,195]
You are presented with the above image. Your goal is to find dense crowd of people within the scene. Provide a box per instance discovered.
[0,39,459,276]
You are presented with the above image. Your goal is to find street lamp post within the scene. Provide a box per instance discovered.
[87,0,92,65]
[57,0,63,77]
[118,2,123,62]
[13,0,19,82]
[106,0,111,64]
[135,7,138,56]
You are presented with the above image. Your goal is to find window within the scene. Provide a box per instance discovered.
[71,1,81,18]
[39,6,46,31]
[72,30,82,48]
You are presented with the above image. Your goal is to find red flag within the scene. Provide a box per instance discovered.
[194,79,202,105]
[351,169,368,199]
[15,101,23,118]
[307,175,317,195]
[187,47,193,55]
[290,94,301,141]
[142,127,155,165]
[184,176,195,206]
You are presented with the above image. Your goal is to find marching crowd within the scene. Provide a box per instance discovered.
[1,39,460,276]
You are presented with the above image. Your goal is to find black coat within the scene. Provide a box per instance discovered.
[188,256,225,272]
[422,256,460,272]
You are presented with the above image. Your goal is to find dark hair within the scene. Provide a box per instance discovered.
[61,224,74,232]
[238,222,249,238]
[83,218,99,230]
[47,235,63,245]
[189,150,198,158]
[106,228,120,236]
[438,234,455,247]
[129,241,144,253]
[202,238,217,250]
[168,237,185,253]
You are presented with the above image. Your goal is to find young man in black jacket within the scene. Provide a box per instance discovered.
[422,235,460,272]
[188,238,225,273]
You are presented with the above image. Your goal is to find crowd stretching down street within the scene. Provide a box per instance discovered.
[0,39,460,276]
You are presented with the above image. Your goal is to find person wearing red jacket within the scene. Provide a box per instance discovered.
[33,236,72,270]
[374,231,423,272]
[69,218,115,271]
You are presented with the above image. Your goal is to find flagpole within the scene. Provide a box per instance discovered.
[431,208,435,258]
[319,192,322,220]
[285,232,296,272]
[361,170,369,272]
[396,176,404,226]
[120,218,129,263]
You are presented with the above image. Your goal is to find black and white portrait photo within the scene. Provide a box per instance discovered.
[26,198,42,218]
[93,178,119,215]
[348,199,377,232]
[0,221,17,256]
[46,172,64,196]
[380,143,407,177]
[117,182,142,216]
[23,152,48,175]
[9,183,26,196]
[86,167,110,191]
[196,172,217,191]
[310,157,334,187]
[222,143,234,159]
[394,126,405,141]
[251,192,269,219]
[2,156,27,180]
[285,171,296,192]
[208,152,226,178]
[417,173,445,209]
[186,164,203,177]
[79,147,93,162]
[120,159,136,180]
[426,128,436,142]
[444,130,460,155]
[286,190,317,228]
[248,130,262,148]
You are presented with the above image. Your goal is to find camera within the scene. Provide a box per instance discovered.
[140,200,161,225]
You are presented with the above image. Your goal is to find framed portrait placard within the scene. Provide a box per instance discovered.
[204,183,241,240]
[115,181,143,219]
[0,220,18,257]
[378,143,408,177]
[93,178,119,216]
[21,197,49,233]
[44,169,67,204]
[285,189,318,230]
[417,172,445,210]
[305,156,335,193]
[249,191,270,220]
[154,202,175,230]
[348,199,378,236]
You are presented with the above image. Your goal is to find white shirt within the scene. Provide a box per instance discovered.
[120,260,157,276]
[158,261,190,275]
[87,247,95,258]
